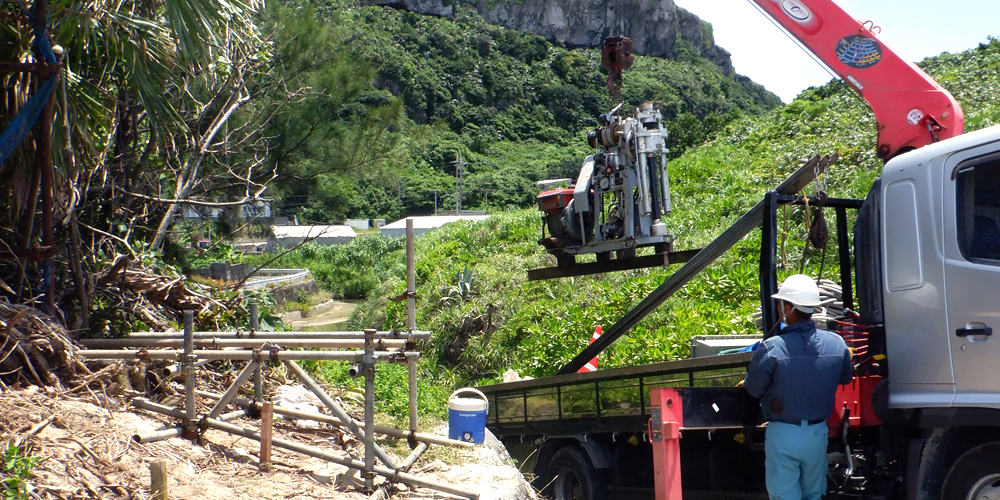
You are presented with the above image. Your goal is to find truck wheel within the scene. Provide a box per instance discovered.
[546,446,607,500]
[942,442,1000,500]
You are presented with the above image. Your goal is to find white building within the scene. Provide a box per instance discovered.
[270,225,357,248]
[345,219,370,230]
[380,215,490,238]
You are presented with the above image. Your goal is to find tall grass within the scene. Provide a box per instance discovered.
[268,39,1000,419]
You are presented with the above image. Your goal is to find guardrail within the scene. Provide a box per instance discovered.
[242,268,310,289]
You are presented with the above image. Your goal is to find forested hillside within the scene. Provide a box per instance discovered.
[0,0,774,338]
[271,1,780,222]
[290,38,1000,397]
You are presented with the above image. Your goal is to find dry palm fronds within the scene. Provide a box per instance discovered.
[0,299,84,387]
[97,256,227,325]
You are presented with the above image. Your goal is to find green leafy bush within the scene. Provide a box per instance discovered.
[2,444,38,500]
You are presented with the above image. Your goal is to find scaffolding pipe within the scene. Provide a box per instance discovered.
[406,220,418,437]
[163,359,210,378]
[129,405,246,443]
[184,312,196,426]
[133,427,184,444]
[208,361,258,419]
[283,360,398,470]
[127,331,431,340]
[203,418,480,500]
[250,302,263,402]
[407,355,418,436]
[400,442,429,471]
[133,398,186,419]
[79,350,411,362]
[364,328,375,491]
[195,390,473,449]
[79,338,409,349]
[216,409,248,422]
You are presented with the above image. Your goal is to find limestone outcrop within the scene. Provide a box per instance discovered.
[363,0,734,75]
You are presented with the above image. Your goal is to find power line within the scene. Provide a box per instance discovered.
[744,0,842,84]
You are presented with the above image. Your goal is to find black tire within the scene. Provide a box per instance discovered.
[942,442,1000,500]
[544,446,608,500]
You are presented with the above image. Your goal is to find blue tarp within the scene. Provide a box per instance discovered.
[0,3,59,165]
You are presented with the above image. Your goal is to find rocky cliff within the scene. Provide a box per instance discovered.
[365,0,734,75]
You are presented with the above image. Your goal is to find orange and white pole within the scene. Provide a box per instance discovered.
[577,325,602,373]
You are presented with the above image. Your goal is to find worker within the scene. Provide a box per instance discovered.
[744,274,853,500]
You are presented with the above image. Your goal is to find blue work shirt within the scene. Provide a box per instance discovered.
[745,320,854,422]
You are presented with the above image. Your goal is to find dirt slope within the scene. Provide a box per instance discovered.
[1,385,534,500]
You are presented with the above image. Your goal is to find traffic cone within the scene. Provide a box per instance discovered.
[577,325,603,373]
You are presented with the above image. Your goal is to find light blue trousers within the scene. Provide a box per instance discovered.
[764,420,829,500]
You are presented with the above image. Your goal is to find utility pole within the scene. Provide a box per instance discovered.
[434,190,438,215]
[455,153,465,215]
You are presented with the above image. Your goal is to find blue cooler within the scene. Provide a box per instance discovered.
[448,388,489,444]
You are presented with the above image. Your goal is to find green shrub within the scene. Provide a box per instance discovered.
[2,444,38,500]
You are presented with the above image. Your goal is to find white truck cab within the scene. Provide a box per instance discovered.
[873,125,1000,410]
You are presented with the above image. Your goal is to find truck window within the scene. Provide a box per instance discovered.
[884,180,924,291]
[956,156,1000,264]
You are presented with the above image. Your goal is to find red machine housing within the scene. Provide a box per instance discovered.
[829,375,883,430]
[537,188,574,214]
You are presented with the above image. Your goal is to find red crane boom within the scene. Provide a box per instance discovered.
[749,0,964,158]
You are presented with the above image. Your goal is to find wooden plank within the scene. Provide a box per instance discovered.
[150,461,168,500]
[259,402,273,470]
[527,249,701,281]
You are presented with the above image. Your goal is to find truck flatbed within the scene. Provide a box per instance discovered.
[478,352,761,438]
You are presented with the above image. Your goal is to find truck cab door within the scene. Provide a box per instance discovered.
[944,147,1000,407]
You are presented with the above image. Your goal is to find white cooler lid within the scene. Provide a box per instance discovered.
[449,397,487,412]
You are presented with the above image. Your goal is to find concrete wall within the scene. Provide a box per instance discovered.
[271,279,319,307]
[189,263,250,282]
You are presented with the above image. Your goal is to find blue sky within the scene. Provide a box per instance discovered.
[673,0,1000,102]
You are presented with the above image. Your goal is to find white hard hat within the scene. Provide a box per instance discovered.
[772,274,821,312]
